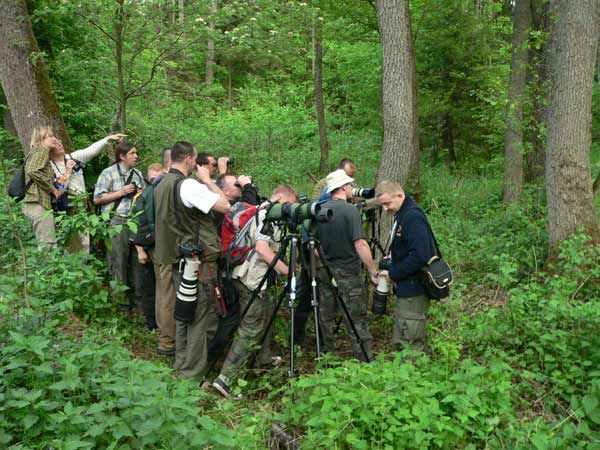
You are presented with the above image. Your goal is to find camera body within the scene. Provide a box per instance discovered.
[178,242,204,258]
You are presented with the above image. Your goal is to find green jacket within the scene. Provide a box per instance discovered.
[24,147,54,210]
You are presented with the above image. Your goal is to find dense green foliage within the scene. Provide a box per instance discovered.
[1,0,599,448]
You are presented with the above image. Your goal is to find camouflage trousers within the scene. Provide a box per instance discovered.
[319,266,373,361]
[172,262,219,380]
[218,280,274,384]
[393,294,430,353]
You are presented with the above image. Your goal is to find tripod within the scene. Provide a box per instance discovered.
[364,205,385,260]
[233,226,371,378]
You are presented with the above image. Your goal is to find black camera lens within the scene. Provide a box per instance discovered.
[372,292,388,315]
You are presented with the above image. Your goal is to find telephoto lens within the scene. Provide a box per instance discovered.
[352,187,376,199]
[373,257,392,315]
[372,274,390,315]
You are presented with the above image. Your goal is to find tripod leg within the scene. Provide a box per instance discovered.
[308,239,321,358]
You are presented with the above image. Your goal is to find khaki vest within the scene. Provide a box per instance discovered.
[154,169,220,265]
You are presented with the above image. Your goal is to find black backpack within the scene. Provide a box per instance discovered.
[7,158,33,202]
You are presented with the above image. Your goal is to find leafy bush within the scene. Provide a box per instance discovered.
[277,353,515,449]
[0,247,234,449]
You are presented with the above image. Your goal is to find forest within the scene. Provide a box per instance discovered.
[0,0,599,448]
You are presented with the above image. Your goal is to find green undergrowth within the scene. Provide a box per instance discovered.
[1,165,599,448]
[272,234,600,449]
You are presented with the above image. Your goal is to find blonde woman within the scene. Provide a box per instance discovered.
[23,126,124,249]
[49,130,125,251]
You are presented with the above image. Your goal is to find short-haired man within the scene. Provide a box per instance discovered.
[197,152,231,180]
[312,158,356,199]
[217,173,258,203]
[212,185,298,397]
[315,169,377,361]
[94,141,146,308]
[154,141,230,376]
[376,181,436,353]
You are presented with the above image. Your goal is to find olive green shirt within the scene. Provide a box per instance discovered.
[24,147,55,210]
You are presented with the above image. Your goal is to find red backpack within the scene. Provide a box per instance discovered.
[221,202,260,268]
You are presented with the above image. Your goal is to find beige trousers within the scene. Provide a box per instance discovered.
[22,202,57,248]
[154,263,176,350]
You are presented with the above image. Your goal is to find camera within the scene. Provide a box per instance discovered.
[178,242,204,258]
[264,200,333,225]
[352,187,376,199]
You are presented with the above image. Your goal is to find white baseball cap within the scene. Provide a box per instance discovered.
[326,169,355,193]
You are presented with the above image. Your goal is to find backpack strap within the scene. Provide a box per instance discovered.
[403,206,442,259]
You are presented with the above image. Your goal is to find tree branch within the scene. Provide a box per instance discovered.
[75,11,116,43]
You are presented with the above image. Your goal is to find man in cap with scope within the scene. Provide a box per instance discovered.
[315,169,378,361]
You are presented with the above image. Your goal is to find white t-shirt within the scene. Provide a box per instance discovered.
[179,178,219,213]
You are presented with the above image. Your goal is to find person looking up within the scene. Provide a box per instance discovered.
[154,141,230,377]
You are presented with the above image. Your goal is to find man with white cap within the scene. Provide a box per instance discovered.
[314,169,378,361]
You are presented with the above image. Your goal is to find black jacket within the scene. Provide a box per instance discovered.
[388,196,436,297]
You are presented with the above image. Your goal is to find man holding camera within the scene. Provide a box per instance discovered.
[315,169,377,361]
[212,185,297,397]
[154,141,230,378]
[94,141,146,308]
[375,181,436,353]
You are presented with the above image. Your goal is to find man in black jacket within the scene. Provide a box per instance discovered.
[376,181,436,353]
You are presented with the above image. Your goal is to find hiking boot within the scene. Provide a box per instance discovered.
[156,346,175,357]
[212,375,231,398]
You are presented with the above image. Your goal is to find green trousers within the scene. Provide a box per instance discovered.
[219,280,273,384]
[172,263,219,380]
[393,294,430,353]
[320,266,373,362]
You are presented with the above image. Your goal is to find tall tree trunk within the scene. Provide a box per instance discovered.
[313,18,330,176]
[503,0,531,203]
[227,61,233,108]
[113,0,127,132]
[375,0,420,247]
[375,0,420,189]
[545,0,600,250]
[205,0,216,85]
[442,111,456,166]
[178,0,185,24]
[0,0,72,155]
[526,0,549,182]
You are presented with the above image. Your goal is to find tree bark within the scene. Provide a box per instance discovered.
[525,0,549,182]
[375,0,420,189]
[178,0,185,25]
[503,0,531,203]
[442,111,456,166]
[545,0,600,250]
[113,0,127,132]
[313,18,330,176]
[0,0,72,155]
[205,0,216,85]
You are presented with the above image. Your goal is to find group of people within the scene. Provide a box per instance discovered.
[22,127,438,398]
